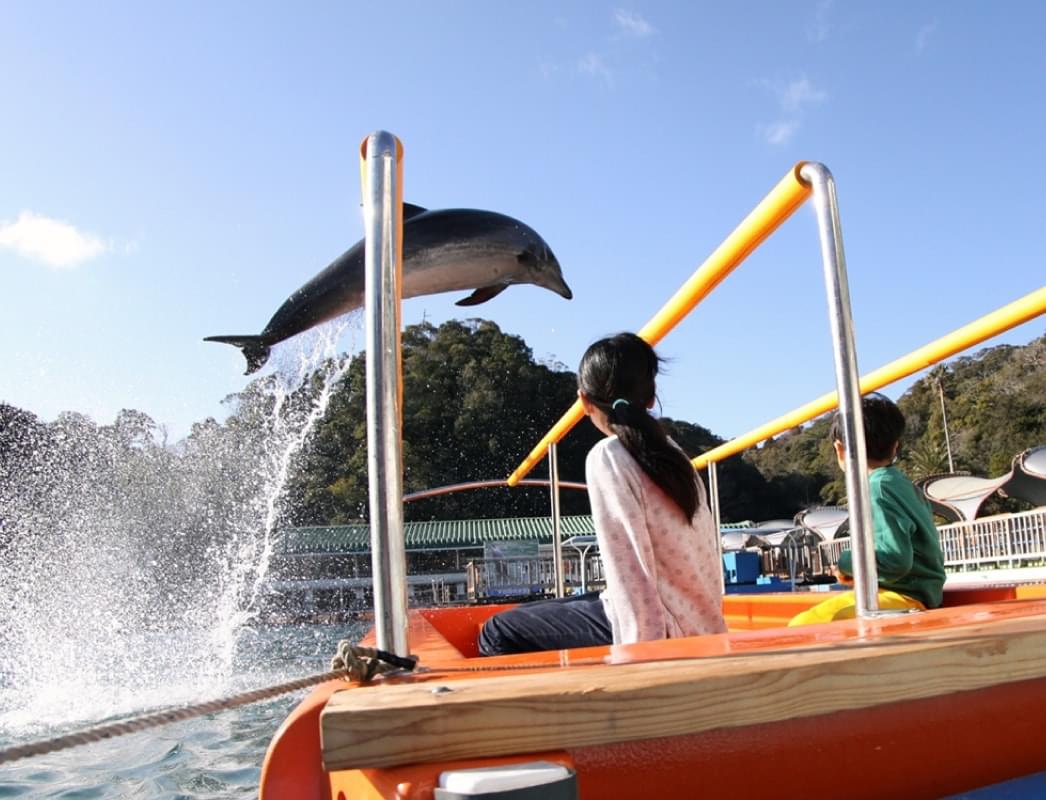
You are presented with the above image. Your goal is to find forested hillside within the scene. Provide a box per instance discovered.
[1,323,1042,542]
[745,333,1046,514]
[279,319,794,524]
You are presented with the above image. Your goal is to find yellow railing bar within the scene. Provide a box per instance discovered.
[507,163,813,486]
[692,285,1046,469]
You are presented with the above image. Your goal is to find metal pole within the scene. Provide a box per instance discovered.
[707,461,726,594]
[800,162,879,618]
[362,131,409,655]
[403,478,587,503]
[549,442,565,598]
[579,544,589,594]
[938,378,955,473]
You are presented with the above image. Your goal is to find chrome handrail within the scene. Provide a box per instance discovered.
[800,163,878,617]
[707,461,725,594]
[362,131,409,656]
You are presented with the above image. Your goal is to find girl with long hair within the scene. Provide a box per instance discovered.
[479,333,726,655]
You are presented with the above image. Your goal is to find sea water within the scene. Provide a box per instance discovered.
[0,322,362,798]
[0,622,366,798]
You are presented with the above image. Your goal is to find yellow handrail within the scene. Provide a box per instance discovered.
[507,163,813,486]
[692,285,1046,469]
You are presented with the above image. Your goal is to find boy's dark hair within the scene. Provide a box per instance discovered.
[830,392,906,462]
[578,333,699,520]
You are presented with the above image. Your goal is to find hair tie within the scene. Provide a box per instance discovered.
[610,398,631,425]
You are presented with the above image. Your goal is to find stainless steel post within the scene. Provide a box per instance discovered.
[938,377,955,473]
[581,540,596,593]
[363,131,409,655]
[800,162,879,617]
[707,461,726,594]
[549,442,565,598]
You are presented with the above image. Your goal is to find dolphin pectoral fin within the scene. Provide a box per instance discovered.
[455,284,508,306]
[203,335,272,375]
[403,203,428,220]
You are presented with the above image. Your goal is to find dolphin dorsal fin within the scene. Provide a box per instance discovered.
[403,203,428,220]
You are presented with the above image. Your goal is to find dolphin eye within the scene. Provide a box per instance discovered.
[516,249,537,265]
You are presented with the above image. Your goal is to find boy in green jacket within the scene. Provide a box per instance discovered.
[790,393,946,625]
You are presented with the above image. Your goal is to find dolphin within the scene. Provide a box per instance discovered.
[205,203,572,374]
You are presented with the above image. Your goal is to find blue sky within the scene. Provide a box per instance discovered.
[2,2,1044,449]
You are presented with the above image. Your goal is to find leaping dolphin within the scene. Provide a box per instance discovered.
[205,204,572,374]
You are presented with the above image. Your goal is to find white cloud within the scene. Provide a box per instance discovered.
[613,9,655,37]
[569,9,656,88]
[915,20,937,52]
[779,78,827,113]
[762,120,800,146]
[0,211,109,269]
[754,76,826,146]
[578,52,614,87]
[756,76,828,113]
[807,0,833,43]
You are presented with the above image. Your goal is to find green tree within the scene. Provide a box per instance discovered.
[288,319,603,524]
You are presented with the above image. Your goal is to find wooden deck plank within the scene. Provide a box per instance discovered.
[321,612,1046,771]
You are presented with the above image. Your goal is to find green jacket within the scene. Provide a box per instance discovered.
[837,465,946,609]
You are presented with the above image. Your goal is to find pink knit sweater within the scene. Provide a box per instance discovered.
[586,436,727,644]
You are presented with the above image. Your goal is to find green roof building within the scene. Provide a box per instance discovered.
[261,515,598,620]
[274,515,596,554]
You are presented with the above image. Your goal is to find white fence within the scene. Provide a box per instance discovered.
[466,509,1046,601]
[466,554,606,601]
[819,508,1046,572]
[937,507,1046,570]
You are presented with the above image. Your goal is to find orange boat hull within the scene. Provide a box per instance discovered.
[261,586,1046,800]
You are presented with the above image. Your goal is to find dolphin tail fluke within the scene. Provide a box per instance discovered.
[203,335,272,375]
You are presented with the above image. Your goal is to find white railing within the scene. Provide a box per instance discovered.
[818,508,1046,573]
[466,555,606,601]
[468,510,1046,601]
[938,507,1046,570]
[821,538,850,565]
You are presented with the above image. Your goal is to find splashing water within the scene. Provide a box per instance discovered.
[208,322,358,663]
[0,319,358,740]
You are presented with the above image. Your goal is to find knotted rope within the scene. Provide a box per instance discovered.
[330,641,419,681]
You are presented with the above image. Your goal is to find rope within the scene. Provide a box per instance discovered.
[0,643,415,766]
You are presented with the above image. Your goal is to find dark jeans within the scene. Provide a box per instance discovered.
[478,591,613,656]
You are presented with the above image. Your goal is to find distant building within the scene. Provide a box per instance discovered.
[258,515,597,620]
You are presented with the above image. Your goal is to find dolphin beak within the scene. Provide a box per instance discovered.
[544,246,572,299]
